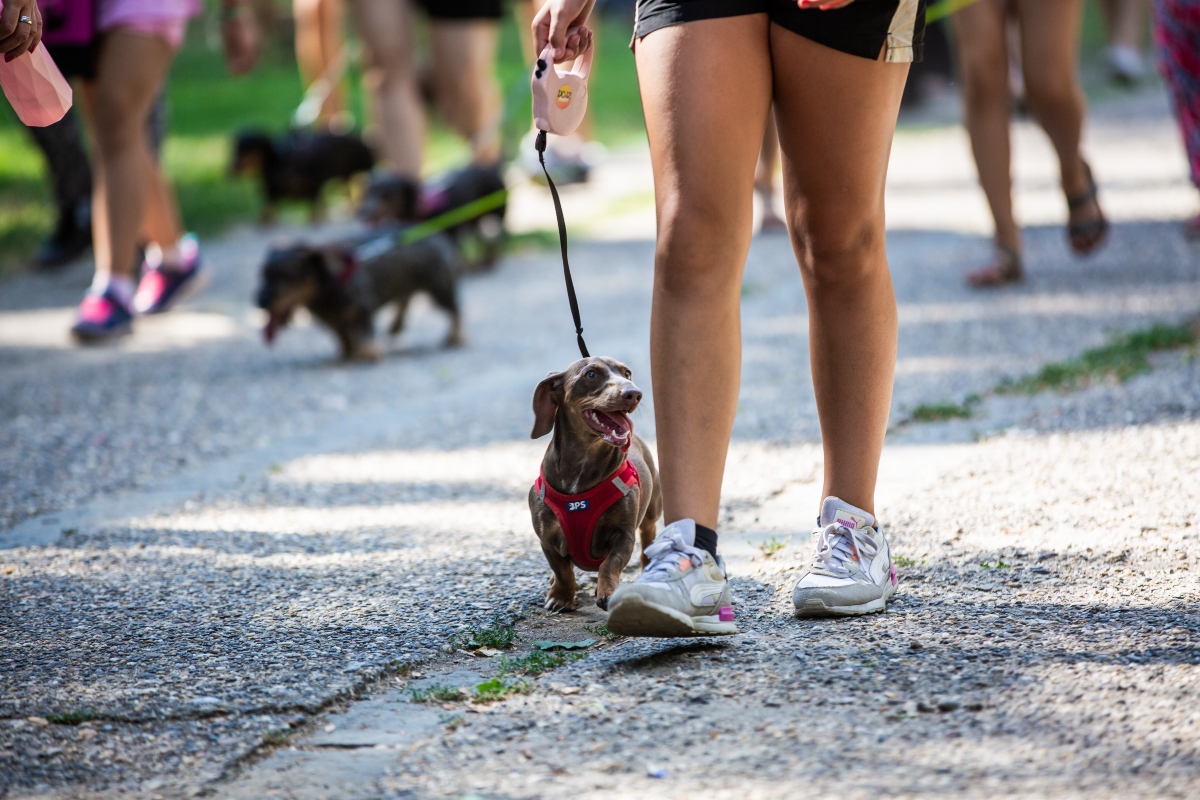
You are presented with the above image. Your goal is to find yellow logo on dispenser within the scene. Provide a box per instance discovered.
[556,84,572,109]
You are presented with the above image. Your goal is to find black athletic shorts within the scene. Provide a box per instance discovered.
[633,0,925,63]
[414,0,503,20]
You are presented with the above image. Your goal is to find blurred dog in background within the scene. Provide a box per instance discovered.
[255,230,463,362]
[232,129,375,223]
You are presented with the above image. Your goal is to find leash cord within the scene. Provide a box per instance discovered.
[535,130,589,359]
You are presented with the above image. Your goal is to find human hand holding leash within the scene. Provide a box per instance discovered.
[0,0,42,62]
[532,0,595,62]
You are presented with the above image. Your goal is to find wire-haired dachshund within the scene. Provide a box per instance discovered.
[255,230,463,362]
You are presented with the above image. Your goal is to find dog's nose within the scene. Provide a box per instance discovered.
[621,387,642,407]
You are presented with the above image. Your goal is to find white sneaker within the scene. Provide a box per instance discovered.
[1108,45,1145,83]
[606,519,737,637]
[793,497,897,618]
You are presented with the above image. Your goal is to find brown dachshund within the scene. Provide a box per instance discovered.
[528,357,662,612]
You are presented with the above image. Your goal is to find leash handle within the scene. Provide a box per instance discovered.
[536,130,589,359]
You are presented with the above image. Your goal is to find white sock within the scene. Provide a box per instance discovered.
[90,273,135,307]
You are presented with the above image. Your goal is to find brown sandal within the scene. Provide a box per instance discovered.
[967,245,1023,288]
[1067,161,1109,255]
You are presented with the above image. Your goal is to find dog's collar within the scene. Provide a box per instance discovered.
[535,460,640,572]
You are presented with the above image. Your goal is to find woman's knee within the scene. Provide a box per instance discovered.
[90,86,150,155]
[1024,69,1082,119]
[790,212,887,291]
[654,193,751,299]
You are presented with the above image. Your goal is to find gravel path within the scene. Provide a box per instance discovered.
[2,89,1198,799]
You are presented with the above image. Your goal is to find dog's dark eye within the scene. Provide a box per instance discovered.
[623,369,631,378]
[586,369,596,380]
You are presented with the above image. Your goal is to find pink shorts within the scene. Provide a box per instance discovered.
[98,0,201,50]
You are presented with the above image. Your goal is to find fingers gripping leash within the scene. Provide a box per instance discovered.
[532,46,593,359]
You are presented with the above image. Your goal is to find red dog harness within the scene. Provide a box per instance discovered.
[534,460,641,571]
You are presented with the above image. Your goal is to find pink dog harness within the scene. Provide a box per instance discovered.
[535,460,640,572]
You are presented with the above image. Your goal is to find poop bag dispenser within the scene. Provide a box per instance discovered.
[531,44,591,137]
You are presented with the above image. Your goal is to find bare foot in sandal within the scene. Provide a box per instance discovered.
[1066,161,1109,255]
[967,244,1023,288]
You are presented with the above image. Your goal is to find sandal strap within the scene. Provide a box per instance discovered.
[1066,161,1098,211]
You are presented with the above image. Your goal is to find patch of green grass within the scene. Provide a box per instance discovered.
[979,560,1011,570]
[757,537,786,558]
[503,229,560,254]
[262,728,292,744]
[584,623,620,641]
[409,683,466,704]
[910,394,981,423]
[998,324,1198,394]
[472,677,531,703]
[44,710,99,726]
[458,617,518,650]
[499,649,586,677]
[893,555,923,568]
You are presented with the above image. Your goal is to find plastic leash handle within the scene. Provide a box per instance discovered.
[532,45,592,359]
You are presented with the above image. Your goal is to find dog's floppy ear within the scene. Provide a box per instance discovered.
[531,371,565,439]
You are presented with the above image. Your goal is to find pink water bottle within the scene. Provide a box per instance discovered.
[0,45,72,127]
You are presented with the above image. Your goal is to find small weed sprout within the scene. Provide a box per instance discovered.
[439,712,465,730]
[456,616,518,650]
[262,729,291,744]
[499,650,586,677]
[473,678,531,703]
[409,684,466,704]
[894,555,919,568]
[583,623,620,641]
[758,537,786,558]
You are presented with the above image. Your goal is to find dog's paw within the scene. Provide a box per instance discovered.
[351,342,383,362]
[595,594,610,612]
[443,331,465,349]
[544,593,576,612]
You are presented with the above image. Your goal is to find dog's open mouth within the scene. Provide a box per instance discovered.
[583,409,633,447]
[263,309,293,345]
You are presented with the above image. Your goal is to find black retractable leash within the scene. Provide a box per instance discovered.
[535,130,588,358]
[531,45,594,359]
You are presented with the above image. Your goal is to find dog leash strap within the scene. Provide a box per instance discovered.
[535,130,589,359]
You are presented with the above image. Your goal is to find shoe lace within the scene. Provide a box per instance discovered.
[640,527,706,581]
[810,523,879,577]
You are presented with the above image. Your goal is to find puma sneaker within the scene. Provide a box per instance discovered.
[793,497,897,618]
[606,519,737,637]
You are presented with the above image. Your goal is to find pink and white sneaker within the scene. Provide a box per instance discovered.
[793,497,897,618]
[70,288,134,343]
[133,234,206,315]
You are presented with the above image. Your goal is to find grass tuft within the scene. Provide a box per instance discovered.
[583,623,620,641]
[409,684,466,704]
[910,395,981,423]
[472,677,531,703]
[499,650,586,677]
[757,537,786,558]
[457,617,518,650]
[998,324,1197,394]
[44,710,99,726]
[893,555,923,568]
[262,728,291,744]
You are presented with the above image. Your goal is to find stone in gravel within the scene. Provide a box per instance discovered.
[917,701,936,713]
[909,639,924,650]
[937,700,960,713]
[686,689,710,704]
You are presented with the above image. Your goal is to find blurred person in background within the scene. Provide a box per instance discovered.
[70,0,261,342]
[1099,0,1150,83]
[347,0,502,181]
[1154,0,1200,237]
[293,0,352,130]
[952,0,1109,287]
[755,109,786,233]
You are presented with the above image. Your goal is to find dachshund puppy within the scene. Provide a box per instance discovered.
[232,129,375,223]
[528,357,662,611]
[255,231,462,362]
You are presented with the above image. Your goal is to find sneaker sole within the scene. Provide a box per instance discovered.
[793,583,896,619]
[71,322,133,343]
[606,594,737,638]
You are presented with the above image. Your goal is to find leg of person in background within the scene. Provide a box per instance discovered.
[1017,0,1109,256]
[429,18,502,165]
[28,109,93,268]
[294,0,350,129]
[755,107,786,233]
[348,0,423,178]
[1100,0,1150,82]
[953,0,1024,287]
[72,30,180,341]
[1153,0,1200,237]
